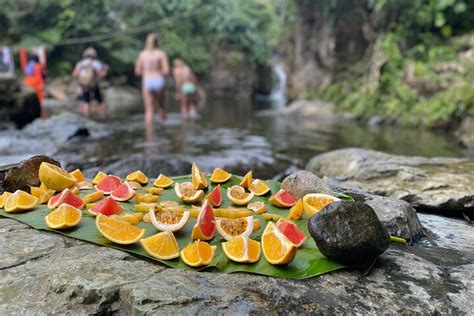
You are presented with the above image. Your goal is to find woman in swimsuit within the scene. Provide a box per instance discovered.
[172,59,198,119]
[135,33,170,125]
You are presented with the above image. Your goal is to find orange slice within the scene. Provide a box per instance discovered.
[191,162,208,190]
[175,182,204,204]
[180,240,216,267]
[96,213,145,244]
[0,191,13,208]
[288,199,304,220]
[249,179,271,196]
[4,190,39,213]
[153,174,174,188]
[209,168,232,183]
[226,185,254,206]
[302,193,340,217]
[261,221,297,265]
[247,201,266,214]
[135,193,159,203]
[145,187,164,195]
[69,169,86,182]
[239,171,253,189]
[140,231,180,260]
[222,236,261,263]
[82,190,104,204]
[45,203,82,229]
[39,162,77,191]
[126,170,149,184]
[92,171,107,185]
[29,186,55,205]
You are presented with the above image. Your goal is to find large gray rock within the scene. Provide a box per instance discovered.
[104,86,142,117]
[307,148,474,212]
[456,116,474,150]
[281,170,333,199]
[1,212,472,314]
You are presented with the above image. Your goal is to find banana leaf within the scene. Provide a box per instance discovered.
[0,175,345,279]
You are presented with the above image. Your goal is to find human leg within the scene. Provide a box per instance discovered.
[142,85,154,126]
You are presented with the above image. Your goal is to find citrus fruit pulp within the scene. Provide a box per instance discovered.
[4,190,39,213]
[153,174,174,188]
[145,187,164,195]
[38,162,77,191]
[135,193,159,203]
[126,170,149,184]
[90,196,123,216]
[249,179,270,196]
[69,185,80,195]
[205,185,222,207]
[247,201,266,214]
[0,191,12,208]
[149,204,190,232]
[261,221,297,265]
[30,186,54,205]
[47,188,85,210]
[191,200,215,240]
[45,203,82,229]
[303,193,340,217]
[111,182,136,201]
[92,171,107,184]
[239,171,253,189]
[69,169,86,182]
[180,240,216,267]
[287,199,304,220]
[209,168,232,183]
[191,162,208,190]
[276,218,307,247]
[216,216,254,241]
[140,231,180,260]
[82,190,104,204]
[74,181,94,190]
[95,175,122,194]
[134,203,154,213]
[175,182,203,204]
[226,185,254,206]
[111,212,144,225]
[222,236,261,263]
[96,213,145,245]
[269,189,296,208]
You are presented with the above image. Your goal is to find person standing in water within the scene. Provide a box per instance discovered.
[135,33,170,125]
[172,59,199,119]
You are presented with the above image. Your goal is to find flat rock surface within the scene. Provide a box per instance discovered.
[0,213,472,314]
[307,148,474,212]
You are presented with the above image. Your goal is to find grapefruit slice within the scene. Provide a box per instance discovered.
[92,171,107,184]
[69,169,85,182]
[111,182,136,201]
[247,201,266,214]
[96,213,145,245]
[287,199,304,220]
[153,174,174,188]
[239,171,253,189]
[82,190,104,204]
[45,203,82,229]
[149,204,190,232]
[90,196,123,216]
[249,179,270,196]
[95,175,122,195]
[47,188,85,210]
[261,221,297,265]
[175,182,204,204]
[276,218,307,247]
[0,192,13,208]
[222,236,261,263]
[226,185,254,206]
[191,200,215,240]
[191,162,208,190]
[209,168,232,183]
[140,231,180,260]
[302,193,340,217]
[180,240,216,267]
[216,216,254,241]
[4,190,39,213]
[269,189,296,208]
[205,185,222,207]
[126,170,149,184]
[38,162,77,191]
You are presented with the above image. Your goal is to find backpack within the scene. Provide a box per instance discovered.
[78,61,97,92]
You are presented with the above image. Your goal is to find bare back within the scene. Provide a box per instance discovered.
[135,49,169,77]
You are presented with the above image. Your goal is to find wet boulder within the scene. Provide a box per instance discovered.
[281,170,333,200]
[308,200,390,266]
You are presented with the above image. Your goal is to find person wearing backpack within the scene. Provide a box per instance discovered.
[72,47,108,119]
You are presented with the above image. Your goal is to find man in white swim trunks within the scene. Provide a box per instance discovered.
[135,33,170,125]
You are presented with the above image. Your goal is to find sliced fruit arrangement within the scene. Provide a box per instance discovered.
[89,196,123,216]
[30,185,55,205]
[261,221,297,265]
[175,182,204,204]
[95,175,122,195]
[249,179,271,196]
[47,188,84,210]
[239,171,252,189]
[69,169,86,182]
[140,231,180,260]
[276,218,306,247]
[269,189,296,208]
[216,216,254,241]
[205,185,222,207]
[4,190,38,213]
[45,203,82,229]
[0,191,12,208]
[126,170,149,184]
[92,171,107,184]
[191,200,215,240]
[180,240,216,267]
[191,162,208,190]
[96,213,145,245]
[209,168,232,183]
[153,174,174,188]
[287,199,304,220]
[226,185,254,206]
[303,193,340,217]
[247,201,266,214]
[110,182,136,202]
[149,204,190,232]
[39,162,77,191]
[222,236,261,263]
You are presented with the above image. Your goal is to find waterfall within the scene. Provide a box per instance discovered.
[253,62,287,109]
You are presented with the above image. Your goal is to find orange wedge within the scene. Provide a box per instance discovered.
[302,193,340,217]
[4,190,39,213]
[191,162,208,190]
[261,221,297,265]
[209,168,232,183]
[29,186,55,205]
[288,199,304,220]
[96,213,145,244]
[0,191,13,208]
[69,169,86,182]
[153,174,174,188]
[249,179,271,196]
[222,236,261,263]
[126,170,149,184]
[92,171,107,185]
[226,185,254,206]
[140,231,180,260]
[39,162,77,191]
[239,171,253,189]
[180,240,216,267]
[247,201,266,214]
[45,203,82,229]
[82,190,104,204]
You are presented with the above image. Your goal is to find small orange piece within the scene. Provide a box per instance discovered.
[153,174,174,188]
[209,168,232,183]
[239,171,253,189]
[92,171,107,185]
[191,162,208,190]
[135,193,159,203]
[30,186,55,205]
[226,185,254,206]
[82,190,104,204]
[180,240,216,267]
[69,169,86,182]
[261,221,297,265]
[126,170,149,184]
[96,213,145,245]
[302,193,340,217]
[288,199,304,220]
[145,187,164,195]
[0,192,13,208]
[140,231,180,260]
[222,236,261,263]
[45,203,82,229]
[249,179,271,196]
[4,190,39,213]
[247,201,266,214]
[38,162,77,191]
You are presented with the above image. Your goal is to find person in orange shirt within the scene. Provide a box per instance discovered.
[22,52,45,105]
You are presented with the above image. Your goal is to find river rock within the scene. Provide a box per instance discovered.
[281,170,333,199]
[308,201,390,266]
[306,148,474,213]
[104,86,142,117]
[2,155,60,193]
[282,99,352,121]
[456,117,474,150]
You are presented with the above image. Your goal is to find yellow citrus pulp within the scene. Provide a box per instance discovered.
[209,168,232,183]
[4,190,39,213]
[45,203,82,229]
[135,193,159,203]
[126,170,149,184]
[249,179,270,196]
[92,171,107,184]
[82,190,104,204]
[247,201,266,214]
[110,213,144,225]
[302,193,340,217]
[287,199,304,220]
[0,191,13,208]
[222,236,261,263]
[191,162,208,190]
[145,187,164,195]
[180,240,216,267]
[96,213,145,244]
[69,169,86,182]
[30,186,55,205]
[153,174,174,188]
[38,162,77,191]
[239,171,253,189]
[140,231,180,260]
[261,221,297,265]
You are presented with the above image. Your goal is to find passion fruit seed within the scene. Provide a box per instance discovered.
[220,218,248,236]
